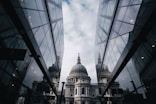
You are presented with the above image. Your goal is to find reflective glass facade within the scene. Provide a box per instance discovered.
[95,0,156,103]
[0,0,64,103]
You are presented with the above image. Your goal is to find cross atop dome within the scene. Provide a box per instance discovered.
[77,53,81,64]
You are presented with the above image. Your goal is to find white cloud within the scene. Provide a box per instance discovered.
[59,0,99,89]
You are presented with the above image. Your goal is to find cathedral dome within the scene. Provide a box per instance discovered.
[48,64,60,78]
[69,55,88,77]
[96,54,111,78]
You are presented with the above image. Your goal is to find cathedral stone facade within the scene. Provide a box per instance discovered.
[65,55,113,104]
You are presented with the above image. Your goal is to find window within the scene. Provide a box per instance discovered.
[75,88,77,95]
[82,87,85,94]
[70,101,72,104]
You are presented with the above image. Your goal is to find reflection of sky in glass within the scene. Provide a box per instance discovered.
[115,59,146,98]
[23,60,44,88]
[21,0,64,69]
[95,0,142,72]
[95,0,117,64]
[97,0,152,99]
[48,1,64,66]
[18,0,64,88]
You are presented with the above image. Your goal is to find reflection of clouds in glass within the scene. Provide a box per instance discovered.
[104,34,129,72]
[34,71,36,74]
[24,9,41,28]
[39,39,47,55]
[39,11,48,24]
[23,61,44,88]
[98,0,142,72]
[119,23,133,35]
[115,59,146,98]
[99,0,117,17]
[115,67,133,91]
[34,27,44,45]
[124,5,140,24]
[116,7,127,21]
[95,0,118,72]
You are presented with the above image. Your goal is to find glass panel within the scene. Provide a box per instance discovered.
[36,0,45,10]
[23,60,44,88]
[120,0,131,6]
[124,5,140,24]
[116,36,126,53]
[39,11,48,24]
[113,21,122,33]
[119,23,133,35]
[19,0,37,9]
[24,9,42,28]
[115,67,133,91]
[110,31,118,39]
[129,0,142,4]
[34,27,45,46]
[116,7,127,21]
[43,24,50,33]
[103,19,111,33]
[39,38,47,56]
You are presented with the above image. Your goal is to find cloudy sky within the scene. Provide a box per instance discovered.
[59,0,99,86]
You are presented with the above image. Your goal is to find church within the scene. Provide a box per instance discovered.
[64,55,122,104]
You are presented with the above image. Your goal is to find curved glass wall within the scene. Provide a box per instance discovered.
[95,0,142,71]
[18,0,64,69]
[95,0,156,103]
[95,0,117,64]
[114,27,156,103]
[0,0,64,103]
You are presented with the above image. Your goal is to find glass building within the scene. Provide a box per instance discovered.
[95,0,156,103]
[0,0,64,103]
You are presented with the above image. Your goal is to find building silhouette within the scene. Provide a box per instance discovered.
[30,62,61,104]
[65,55,123,104]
